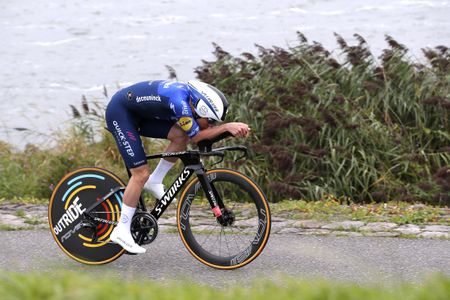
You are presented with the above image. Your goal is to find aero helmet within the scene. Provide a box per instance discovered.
[187,80,229,122]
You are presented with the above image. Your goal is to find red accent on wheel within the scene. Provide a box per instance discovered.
[96,202,110,235]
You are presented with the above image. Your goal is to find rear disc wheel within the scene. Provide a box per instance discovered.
[48,167,126,264]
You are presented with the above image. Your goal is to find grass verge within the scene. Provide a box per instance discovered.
[271,199,449,225]
[0,271,449,300]
[1,197,448,226]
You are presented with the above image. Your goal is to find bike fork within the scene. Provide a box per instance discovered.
[196,170,223,218]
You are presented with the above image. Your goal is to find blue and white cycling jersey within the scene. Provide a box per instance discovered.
[105,80,200,168]
[117,80,200,137]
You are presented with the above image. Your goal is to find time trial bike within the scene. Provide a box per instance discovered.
[48,132,271,269]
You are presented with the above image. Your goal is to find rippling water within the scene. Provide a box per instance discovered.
[1,0,449,147]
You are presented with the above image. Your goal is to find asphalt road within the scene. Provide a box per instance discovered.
[1,230,449,285]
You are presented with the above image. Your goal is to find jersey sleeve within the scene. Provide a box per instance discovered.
[171,97,200,138]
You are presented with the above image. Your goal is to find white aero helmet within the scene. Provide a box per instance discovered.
[187,80,229,122]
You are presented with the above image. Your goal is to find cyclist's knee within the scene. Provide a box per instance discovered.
[130,165,150,186]
[167,126,189,145]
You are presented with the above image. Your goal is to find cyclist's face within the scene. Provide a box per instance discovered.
[197,117,210,130]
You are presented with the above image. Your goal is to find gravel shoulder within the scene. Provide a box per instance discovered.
[1,203,449,239]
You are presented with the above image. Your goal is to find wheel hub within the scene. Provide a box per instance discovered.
[218,208,235,226]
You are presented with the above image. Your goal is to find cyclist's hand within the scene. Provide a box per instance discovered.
[225,122,251,138]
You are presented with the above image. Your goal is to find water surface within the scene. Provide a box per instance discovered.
[1,0,449,147]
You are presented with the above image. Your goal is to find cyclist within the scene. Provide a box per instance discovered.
[106,80,250,254]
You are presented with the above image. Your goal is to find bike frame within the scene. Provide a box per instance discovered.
[144,151,222,219]
[83,146,246,224]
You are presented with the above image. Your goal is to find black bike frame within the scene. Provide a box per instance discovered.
[83,139,247,226]
[144,151,223,219]
[84,149,229,225]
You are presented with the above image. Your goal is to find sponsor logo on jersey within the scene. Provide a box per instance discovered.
[136,95,161,103]
[189,126,200,137]
[113,120,135,157]
[126,131,137,141]
[127,91,134,101]
[181,101,189,115]
[163,81,176,89]
[178,117,193,131]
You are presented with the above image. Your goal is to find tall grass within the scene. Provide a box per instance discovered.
[195,33,450,204]
[0,91,169,200]
[0,33,448,204]
[0,271,449,300]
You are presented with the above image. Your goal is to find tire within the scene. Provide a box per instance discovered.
[48,167,126,265]
[177,169,271,269]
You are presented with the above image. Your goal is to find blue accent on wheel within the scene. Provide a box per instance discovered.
[62,181,82,202]
[114,193,123,208]
[68,174,105,186]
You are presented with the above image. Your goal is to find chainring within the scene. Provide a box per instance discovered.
[130,212,158,245]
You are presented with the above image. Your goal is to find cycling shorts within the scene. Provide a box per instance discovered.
[105,92,176,169]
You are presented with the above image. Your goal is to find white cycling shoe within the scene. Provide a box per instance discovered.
[110,226,146,254]
[144,182,165,200]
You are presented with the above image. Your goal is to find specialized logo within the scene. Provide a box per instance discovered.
[199,105,208,115]
[136,95,161,103]
[200,91,219,112]
[113,121,134,157]
[154,169,192,216]
[178,117,193,131]
[121,215,129,223]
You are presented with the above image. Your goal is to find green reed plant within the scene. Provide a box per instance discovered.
[0,34,448,205]
[195,33,449,204]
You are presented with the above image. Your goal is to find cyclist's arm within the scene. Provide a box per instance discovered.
[190,122,250,144]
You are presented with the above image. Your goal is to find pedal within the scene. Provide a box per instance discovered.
[81,220,98,243]
[91,232,98,243]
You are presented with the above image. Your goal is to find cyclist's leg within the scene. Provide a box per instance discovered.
[165,124,190,158]
[140,121,189,196]
[139,119,189,160]
[105,102,148,253]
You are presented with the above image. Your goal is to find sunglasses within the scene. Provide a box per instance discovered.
[207,118,218,125]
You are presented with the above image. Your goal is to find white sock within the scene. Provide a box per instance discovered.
[148,159,175,184]
[117,203,136,232]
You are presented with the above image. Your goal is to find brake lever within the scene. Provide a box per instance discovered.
[211,155,225,167]
[212,146,248,163]
[200,150,225,167]
[235,148,248,162]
